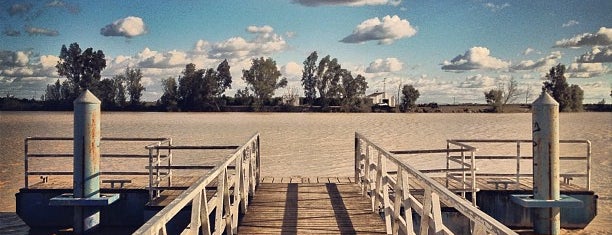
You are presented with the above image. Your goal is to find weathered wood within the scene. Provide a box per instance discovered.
[237,183,387,234]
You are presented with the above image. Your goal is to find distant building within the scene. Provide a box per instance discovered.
[367,92,396,107]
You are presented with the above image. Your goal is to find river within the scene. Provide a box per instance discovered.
[0,111,610,233]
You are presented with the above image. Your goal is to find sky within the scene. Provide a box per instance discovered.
[0,0,610,104]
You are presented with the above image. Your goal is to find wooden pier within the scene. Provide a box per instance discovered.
[17,132,597,235]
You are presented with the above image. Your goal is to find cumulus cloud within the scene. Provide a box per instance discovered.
[137,48,188,68]
[100,16,147,38]
[25,26,59,36]
[575,46,612,63]
[483,2,510,12]
[340,15,416,45]
[512,51,562,71]
[281,61,302,79]
[366,58,403,73]
[292,0,401,7]
[566,63,608,78]
[0,50,30,67]
[554,27,612,48]
[8,3,33,16]
[562,20,579,28]
[209,25,287,59]
[441,47,510,71]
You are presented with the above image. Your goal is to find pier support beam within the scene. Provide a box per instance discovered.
[73,90,102,234]
[532,91,560,235]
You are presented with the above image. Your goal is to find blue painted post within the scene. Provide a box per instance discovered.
[73,90,101,233]
[532,91,560,235]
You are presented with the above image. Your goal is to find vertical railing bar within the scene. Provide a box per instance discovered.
[168,138,173,187]
[355,134,360,182]
[586,140,591,190]
[470,150,477,207]
[200,188,211,235]
[24,138,29,188]
[516,141,521,190]
[461,146,466,198]
[189,190,202,235]
[148,147,154,201]
[446,140,450,188]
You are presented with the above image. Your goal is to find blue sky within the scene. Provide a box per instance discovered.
[1,0,610,103]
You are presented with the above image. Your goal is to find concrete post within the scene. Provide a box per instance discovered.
[532,91,560,235]
[73,90,101,233]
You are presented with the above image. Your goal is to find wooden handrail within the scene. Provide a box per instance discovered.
[133,132,260,235]
[355,132,517,235]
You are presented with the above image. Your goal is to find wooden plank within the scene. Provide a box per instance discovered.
[237,183,387,234]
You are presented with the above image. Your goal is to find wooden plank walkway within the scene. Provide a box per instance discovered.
[237,182,387,234]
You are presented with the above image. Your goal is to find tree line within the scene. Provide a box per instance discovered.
[24,42,602,113]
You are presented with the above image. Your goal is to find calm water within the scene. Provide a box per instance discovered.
[0,111,610,233]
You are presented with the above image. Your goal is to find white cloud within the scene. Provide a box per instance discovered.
[554,27,612,48]
[340,15,416,45]
[512,51,562,71]
[0,50,30,67]
[137,48,188,68]
[522,47,535,55]
[100,16,147,38]
[441,47,510,71]
[209,25,287,59]
[562,20,579,28]
[281,61,302,80]
[459,74,498,89]
[366,58,403,73]
[292,0,401,7]
[566,63,608,78]
[247,25,274,34]
[575,46,612,63]
[25,26,59,36]
[483,2,510,12]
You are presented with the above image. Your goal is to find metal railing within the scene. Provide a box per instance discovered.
[447,139,592,190]
[133,132,260,235]
[355,132,517,235]
[24,137,171,189]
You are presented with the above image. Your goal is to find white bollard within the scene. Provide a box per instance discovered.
[532,91,560,235]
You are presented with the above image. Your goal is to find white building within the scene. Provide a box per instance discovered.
[367,92,396,107]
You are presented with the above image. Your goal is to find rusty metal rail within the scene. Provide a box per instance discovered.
[355,132,517,235]
[448,139,592,190]
[24,137,172,188]
[133,132,260,235]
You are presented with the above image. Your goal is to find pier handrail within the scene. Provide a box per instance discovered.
[448,139,592,190]
[24,137,172,188]
[133,132,260,235]
[355,132,517,235]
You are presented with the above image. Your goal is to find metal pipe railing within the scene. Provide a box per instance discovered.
[24,137,172,189]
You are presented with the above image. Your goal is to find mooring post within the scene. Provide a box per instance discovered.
[532,91,560,235]
[73,90,102,233]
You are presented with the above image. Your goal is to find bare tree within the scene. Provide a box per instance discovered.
[484,78,521,112]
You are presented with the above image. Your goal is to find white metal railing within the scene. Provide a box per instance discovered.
[133,132,260,235]
[355,132,517,235]
[448,139,592,190]
[24,137,171,188]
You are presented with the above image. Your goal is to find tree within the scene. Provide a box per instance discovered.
[114,76,127,107]
[177,63,200,109]
[55,42,106,100]
[340,70,368,111]
[97,78,118,108]
[543,64,583,112]
[123,67,145,106]
[159,77,178,111]
[44,79,62,101]
[316,56,342,108]
[400,85,420,112]
[242,57,287,110]
[483,78,521,112]
[301,51,318,106]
